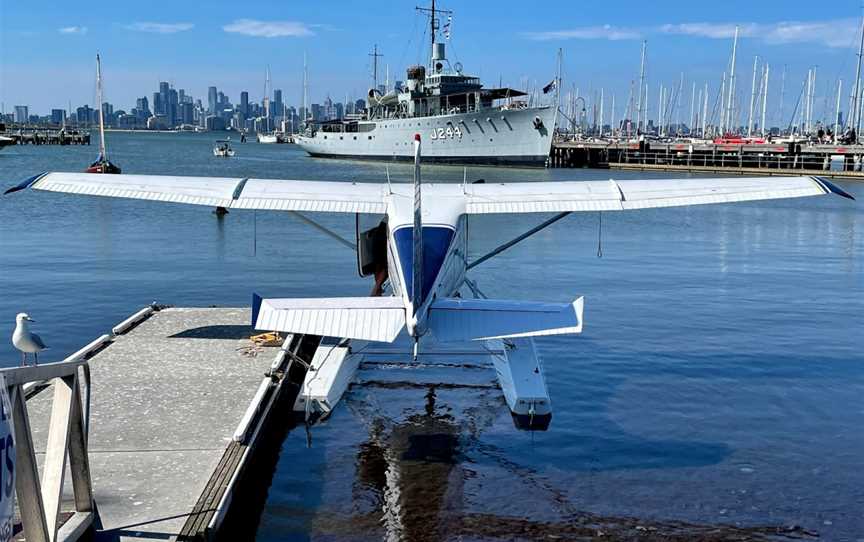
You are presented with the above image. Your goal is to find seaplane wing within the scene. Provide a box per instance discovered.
[6,173,852,215]
[5,172,388,214]
[463,175,853,214]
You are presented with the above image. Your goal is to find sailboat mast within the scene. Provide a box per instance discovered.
[96,54,107,160]
[760,64,769,137]
[747,56,759,137]
[302,53,308,128]
[853,16,864,134]
[835,78,843,142]
[725,25,739,134]
[637,40,646,133]
[264,66,271,131]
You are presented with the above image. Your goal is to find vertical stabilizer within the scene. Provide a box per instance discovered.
[412,134,423,312]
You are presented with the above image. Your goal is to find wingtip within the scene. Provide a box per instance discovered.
[4,172,48,196]
[813,176,855,201]
[251,293,263,328]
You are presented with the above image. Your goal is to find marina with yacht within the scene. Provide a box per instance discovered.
[2,3,863,541]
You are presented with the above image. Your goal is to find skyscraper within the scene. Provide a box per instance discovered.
[208,86,217,115]
[273,89,283,117]
[152,92,163,117]
[159,81,169,113]
[167,88,179,126]
[136,97,150,115]
[240,91,249,119]
[14,105,28,123]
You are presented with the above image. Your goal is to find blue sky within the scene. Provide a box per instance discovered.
[2,0,863,126]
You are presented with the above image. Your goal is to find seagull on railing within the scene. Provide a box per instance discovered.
[12,313,48,367]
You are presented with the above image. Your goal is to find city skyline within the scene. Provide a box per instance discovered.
[3,0,864,119]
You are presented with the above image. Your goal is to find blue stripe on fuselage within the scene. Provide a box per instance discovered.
[393,226,454,306]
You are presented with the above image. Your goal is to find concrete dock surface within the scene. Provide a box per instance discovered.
[25,308,276,541]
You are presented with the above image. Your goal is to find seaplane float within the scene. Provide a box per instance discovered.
[4,134,854,430]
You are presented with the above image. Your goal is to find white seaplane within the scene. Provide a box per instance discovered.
[5,135,854,429]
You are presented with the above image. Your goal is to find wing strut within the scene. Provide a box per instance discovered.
[288,211,356,251]
[466,211,572,270]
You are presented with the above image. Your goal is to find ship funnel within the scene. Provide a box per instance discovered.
[432,42,446,62]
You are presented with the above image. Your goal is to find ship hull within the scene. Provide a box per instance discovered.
[296,106,556,167]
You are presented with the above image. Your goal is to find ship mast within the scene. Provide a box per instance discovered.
[369,44,383,90]
[416,0,452,68]
[96,54,107,161]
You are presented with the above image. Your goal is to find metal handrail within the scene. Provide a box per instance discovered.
[2,358,95,542]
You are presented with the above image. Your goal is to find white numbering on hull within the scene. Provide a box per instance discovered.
[0,375,14,542]
[430,125,462,140]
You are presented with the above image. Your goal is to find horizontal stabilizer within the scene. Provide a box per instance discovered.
[252,294,405,343]
[427,297,584,342]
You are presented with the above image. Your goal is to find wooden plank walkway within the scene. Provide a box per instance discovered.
[24,308,280,541]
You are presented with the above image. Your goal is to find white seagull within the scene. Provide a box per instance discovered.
[12,313,48,367]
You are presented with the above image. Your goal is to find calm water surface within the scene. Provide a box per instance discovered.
[0,132,861,540]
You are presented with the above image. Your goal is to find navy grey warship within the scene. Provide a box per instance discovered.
[296,6,557,167]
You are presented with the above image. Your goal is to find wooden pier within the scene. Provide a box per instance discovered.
[0,129,90,146]
[549,139,864,180]
[8,305,317,541]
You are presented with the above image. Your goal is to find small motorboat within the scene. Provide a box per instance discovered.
[213,139,235,157]
[257,132,281,144]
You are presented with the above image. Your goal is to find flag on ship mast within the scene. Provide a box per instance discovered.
[542,79,557,94]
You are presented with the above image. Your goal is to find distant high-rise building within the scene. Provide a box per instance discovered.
[355,99,365,113]
[240,91,249,118]
[158,81,170,116]
[273,89,283,117]
[181,102,194,125]
[136,97,150,115]
[323,96,334,120]
[167,88,179,126]
[334,102,344,120]
[152,92,163,116]
[76,105,93,125]
[101,102,114,126]
[51,109,66,125]
[178,89,185,104]
[14,105,28,123]
[208,86,217,115]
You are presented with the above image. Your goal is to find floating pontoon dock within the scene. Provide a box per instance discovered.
[9,306,320,542]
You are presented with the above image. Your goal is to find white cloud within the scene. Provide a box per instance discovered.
[524,24,641,41]
[58,26,88,35]
[223,19,314,38]
[125,22,194,34]
[660,19,859,48]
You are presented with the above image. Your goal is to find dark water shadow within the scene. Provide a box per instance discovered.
[169,325,253,339]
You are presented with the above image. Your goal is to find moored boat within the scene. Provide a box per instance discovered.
[213,139,235,157]
[85,54,121,174]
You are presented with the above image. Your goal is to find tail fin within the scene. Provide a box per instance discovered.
[426,297,584,342]
[412,133,423,311]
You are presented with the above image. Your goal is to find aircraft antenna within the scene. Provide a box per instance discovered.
[596,212,603,258]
